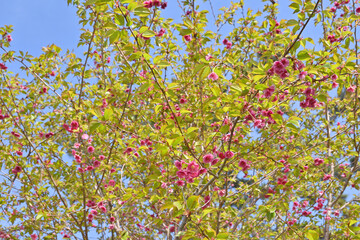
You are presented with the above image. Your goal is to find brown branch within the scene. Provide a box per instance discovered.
[283,0,321,57]
[78,14,99,108]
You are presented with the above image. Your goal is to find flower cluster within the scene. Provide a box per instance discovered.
[238,158,251,172]
[300,87,318,108]
[156,28,166,37]
[144,0,167,9]
[314,158,324,166]
[63,120,80,133]
[268,58,289,79]
[12,165,22,174]
[243,103,281,129]
[0,109,10,119]
[222,38,232,50]
[208,72,218,80]
[263,85,275,98]
[6,35,12,42]
[175,160,207,183]
[0,63,7,70]
[327,34,343,44]
[264,187,276,198]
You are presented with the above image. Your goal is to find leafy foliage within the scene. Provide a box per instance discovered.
[0,0,360,239]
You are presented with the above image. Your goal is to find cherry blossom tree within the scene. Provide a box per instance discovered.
[0,0,360,239]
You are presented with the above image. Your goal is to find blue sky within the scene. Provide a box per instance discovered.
[0,0,297,57]
[0,0,80,56]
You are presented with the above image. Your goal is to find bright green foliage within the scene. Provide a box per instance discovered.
[1,0,360,239]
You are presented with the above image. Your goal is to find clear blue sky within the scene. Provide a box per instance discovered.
[0,0,80,56]
[0,0,299,57]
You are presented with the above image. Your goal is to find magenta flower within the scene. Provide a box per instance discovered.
[94,160,101,168]
[161,2,167,9]
[71,121,79,130]
[87,146,95,153]
[186,161,200,177]
[225,151,234,159]
[12,165,22,174]
[323,174,332,181]
[347,86,356,93]
[176,180,185,186]
[143,1,153,8]
[6,35,12,42]
[109,180,115,186]
[156,28,166,37]
[184,35,191,42]
[0,63,7,70]
[199,168,207,175]
[314,158,324,166]
[208,72,219,80]
[218,152,226,159]
[203,154,214,163]
[176,170,186,178]
[174,160,182,169]
[211,158,219,166]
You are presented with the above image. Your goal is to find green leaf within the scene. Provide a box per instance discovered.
[187,196,199,210]
[287,19,298,26]
[157,61,170,68]
[230,85,242,93]
[141,29,156,38]
[241,89,249,96]
[204,228,216,238]
[173,201,183,210]
[160,201,174,211]
[266,210,275,221]
[349,226,360,233]
[219,124,230,134]
[183,18,194,29]
[114,14,124,26]
[297,50,311,60]
[317,94,327,102]
[103,108,113,121]
[90,122,101,133]
[172,136,184,147]
[305,229,319,240]
[289,3,300,12]
[255,84,268,90]
[109,30,120,44]
[252,68,264,75]
[36,213,43,220]
[179,28,192,36]
[217,233,229,239]
[186,127,198,134]
[134,7,151,17]
[211,86,221,97]
[349,220,357,226]
[272,113,283,123]
[85,0,98,6]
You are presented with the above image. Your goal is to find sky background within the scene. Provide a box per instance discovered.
[0,0,304,57]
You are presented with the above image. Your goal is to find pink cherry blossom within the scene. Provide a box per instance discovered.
[208,72,219,80]
[203,154,214,163]
[82,134,89,140]
[87,146,95,153]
